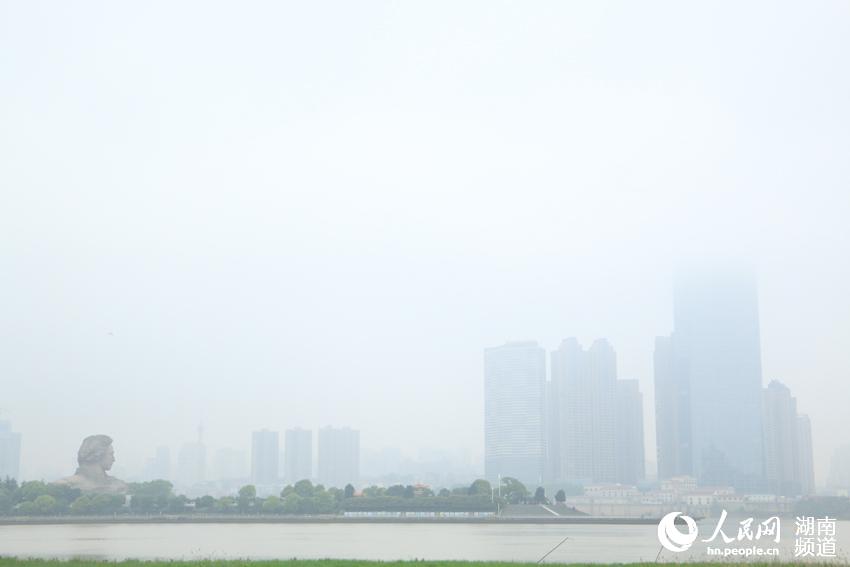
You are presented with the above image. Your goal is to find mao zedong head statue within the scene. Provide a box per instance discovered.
[53,434,128,494]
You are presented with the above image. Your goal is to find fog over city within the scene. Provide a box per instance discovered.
[1,1,848,490]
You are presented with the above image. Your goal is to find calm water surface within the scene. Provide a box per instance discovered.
[1,521,848,563]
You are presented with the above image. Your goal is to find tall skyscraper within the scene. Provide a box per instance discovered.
[763,380,801,495]
[0,420,22,481]
[177,427,206,487]
[551,338,617,484]
[284,428,313,483]
[544,378,561,483]
[797,414,815,495]
[484,341,545,486]
[828,445,850,491]
[653,335,692,479]
[251,429,280,485]
[317,427,359,488]
[615,380,646,486]
[655,268,765,491]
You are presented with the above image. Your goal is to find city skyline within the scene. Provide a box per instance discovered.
[2,261,842,492]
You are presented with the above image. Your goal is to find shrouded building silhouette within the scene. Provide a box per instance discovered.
[213,447,247,481]
[655,268,765,491]
[762,380,815,496]
[284,428,313,483]
[317,426,359,488]
[0,420,21,481]
[548,338,642,485]
[653,334,692,480]
[551,338,618,484]
[143,445,171,481]
[177,427,206,487]
[615,379,646,486]
[797,415,815,495]
[251,429,279,485]
[177,441,206,487]
[484,341,545,486]
[829,444,850,491]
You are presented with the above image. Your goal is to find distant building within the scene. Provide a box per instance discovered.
[284,428,313,483]
[143,445,171,481]
[0,420,22,481]
[655,268,765,491]
[828,445,850,491]
[317,427,359,488]
[251,429,280,485]
[653,334,692,480]
[761,380,816,496]
[763,380,801,495]
[214,447,248,481]
[544,379,561,483]
[616,379,646,486]
[797,415,815,495]
[551,338,617,484]
[177,438,206,487]
[360,447,403,479]
[484,341,546,487]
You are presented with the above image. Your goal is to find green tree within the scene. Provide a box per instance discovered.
[33,494,58,515]
[47,484,82,505]
[293,479,314,498]
[129,480,173,514]
[91,493,125,514]
[0,491,13,514]
[238,485,256,513]
[438,488,451,497]
[362,485,386,497]
[327,487,344,503]
[70,495,94,515]
[468,479,492,496]
[314,491,336,513]
[262,495,284,513]
[282,493,301,514]
[17,481,49,502]
[344,484,355,498]
[500,477,528,504]
[555,489,566,503]
[165,495,188,514]
[533,486,546,504]
[195,495,216,511]
[16,501,36,515]
[214,496,236,513]
[386,484,405,497]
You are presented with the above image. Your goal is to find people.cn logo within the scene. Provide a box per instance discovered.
[657,511,699,552]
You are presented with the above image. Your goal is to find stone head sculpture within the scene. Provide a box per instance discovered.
[77,434,116,473]
[53,434,127,494]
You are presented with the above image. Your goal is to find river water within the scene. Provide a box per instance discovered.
[1,520,848,563]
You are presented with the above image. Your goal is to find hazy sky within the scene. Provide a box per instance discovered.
[1,1,848,485]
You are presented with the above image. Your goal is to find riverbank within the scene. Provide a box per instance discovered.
[0,515,659,525]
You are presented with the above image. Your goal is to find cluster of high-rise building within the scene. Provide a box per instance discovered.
[0,420,22,481]
[140,426,359,493]
[484,338,645,488]
[485,269,817,496]
[250,426,359,489]
[654,270,815,494]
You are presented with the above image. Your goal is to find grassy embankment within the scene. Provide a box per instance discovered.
[0,560,836,567]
